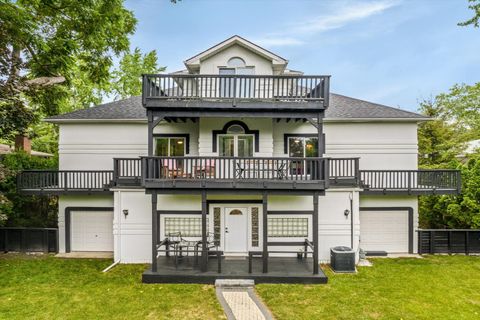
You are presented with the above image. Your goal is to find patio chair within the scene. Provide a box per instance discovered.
[167,232,198,268]
[194,159,216,178]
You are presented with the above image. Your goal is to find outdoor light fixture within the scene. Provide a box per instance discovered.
[123,209,129,218]
[344,209,350,217]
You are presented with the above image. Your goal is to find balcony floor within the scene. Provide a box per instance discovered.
[142,256,328,284]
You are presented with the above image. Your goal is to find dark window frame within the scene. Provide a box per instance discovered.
[283,133,318,155]
[153,133,190,155]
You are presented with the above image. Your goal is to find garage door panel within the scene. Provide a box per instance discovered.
[360,210,409,253]
[71,211,113,252]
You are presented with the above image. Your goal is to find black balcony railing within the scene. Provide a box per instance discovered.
[360,170,461,194]
[142,74,330,106]
[17,170,113,193]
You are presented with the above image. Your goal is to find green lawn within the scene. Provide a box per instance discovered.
[0,254,225,320]
[1,255,479,320]
[257,255,480,320]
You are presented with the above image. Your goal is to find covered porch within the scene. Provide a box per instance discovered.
[145,190,323,283]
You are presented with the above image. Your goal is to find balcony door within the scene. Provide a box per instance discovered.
[219,57,255,98]
[218,124,254,157]
[288,136,318,175]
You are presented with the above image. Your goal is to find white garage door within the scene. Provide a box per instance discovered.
[71,211,114,252]
[360,210,409,253]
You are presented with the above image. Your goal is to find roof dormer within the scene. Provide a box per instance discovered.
[184,35,288,74]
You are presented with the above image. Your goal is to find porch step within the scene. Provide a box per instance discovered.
[215,279,255,288]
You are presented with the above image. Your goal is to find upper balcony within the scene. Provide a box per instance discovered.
[142,74,330,111]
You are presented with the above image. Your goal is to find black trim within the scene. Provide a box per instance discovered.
[267,211,313,215]
[207,199,262,205]
[157,210,202,215]
[283,134,318,154]
[212,120,259,153]
[359,207,414,254]
[152,133,190,155]
[65,206,114,253]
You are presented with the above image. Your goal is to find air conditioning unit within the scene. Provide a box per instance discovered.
[330,246,356,273]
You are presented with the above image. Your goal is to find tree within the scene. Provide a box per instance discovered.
[110,48,165,100]
[0,0,137,138]
[418,82,480,229]
[418,100,464,168]
[459,0,480,27]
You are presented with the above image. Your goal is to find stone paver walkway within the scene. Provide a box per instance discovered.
[215,280,274,320]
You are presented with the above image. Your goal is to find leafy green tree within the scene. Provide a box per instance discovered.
[419,157,480,229]
[418,100,464,168]
[459,0,480,27]
[0,152,58,227]
[0,0,137,138]
[110,48,165,100]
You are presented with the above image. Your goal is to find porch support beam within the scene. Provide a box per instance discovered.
[151,191,158,272]
[201,190,208,272]
[147,110,164,156]
[312,191,319,274]
[262,191,268,273]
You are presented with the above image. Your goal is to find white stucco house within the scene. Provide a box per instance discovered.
[18,36,460,283]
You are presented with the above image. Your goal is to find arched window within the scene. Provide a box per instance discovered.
[227,124,245,134]
[227,57,246,68]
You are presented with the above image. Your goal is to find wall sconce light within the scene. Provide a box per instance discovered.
[123,209,129,218]
[344,209,350,217]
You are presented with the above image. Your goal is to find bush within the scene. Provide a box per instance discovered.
[0,152,58,227]
[419,156,480,229]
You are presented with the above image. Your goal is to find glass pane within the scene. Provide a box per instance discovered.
[289,137,304,157]
[155,138,169,156]
[227,57,246,68]
[227,124,245,134]
[219,68,235,98]
[237,135,253,157]
[305,138,318,157]
[236,67,254,98]
[169,138,185,156]
[219,136,235,156]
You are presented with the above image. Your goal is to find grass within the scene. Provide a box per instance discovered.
[256,255,480,320]
[0,254,225,320]
[1,255,479,320]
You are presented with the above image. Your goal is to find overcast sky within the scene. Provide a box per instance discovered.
[125,0,479,112]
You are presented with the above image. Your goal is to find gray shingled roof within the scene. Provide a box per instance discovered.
[46,93,427,121]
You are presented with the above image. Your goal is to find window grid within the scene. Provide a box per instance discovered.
[251,207,259,247]
[213,207,221,245]
[164,217,208,237]
[268,218,308,237]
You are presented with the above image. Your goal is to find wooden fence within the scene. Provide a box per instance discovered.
[0,227,58,253]
[418,229,480,255]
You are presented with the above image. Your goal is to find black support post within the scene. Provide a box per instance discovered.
[262,191,268,273]
[201,190,208,272]
[313,191,319,274]
[147,110,154,156]
[151,191,158,272]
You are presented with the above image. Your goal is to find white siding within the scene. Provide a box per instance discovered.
[199,44,274,75]
[273,121,418,169]
[59,123,147,170]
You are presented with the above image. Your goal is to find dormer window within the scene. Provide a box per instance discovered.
[227,57,246,68]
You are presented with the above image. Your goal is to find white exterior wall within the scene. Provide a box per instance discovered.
[199,44,273,75]
[273,121,418,169]
[59,123,147,170]
[58,195,114,253]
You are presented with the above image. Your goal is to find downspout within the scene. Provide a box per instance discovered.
[349,192,354,249]
[104,191,122,273]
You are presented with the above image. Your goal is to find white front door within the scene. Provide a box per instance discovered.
[224,207,248,253]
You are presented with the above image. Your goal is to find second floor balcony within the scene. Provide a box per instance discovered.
[16,157,461,195]
[142,74,330,109]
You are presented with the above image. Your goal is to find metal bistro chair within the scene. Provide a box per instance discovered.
[167,232,199,269]
[195,232,220,266]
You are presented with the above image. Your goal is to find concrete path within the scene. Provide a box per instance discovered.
[215,280,274,320]
[55,251,113,259]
